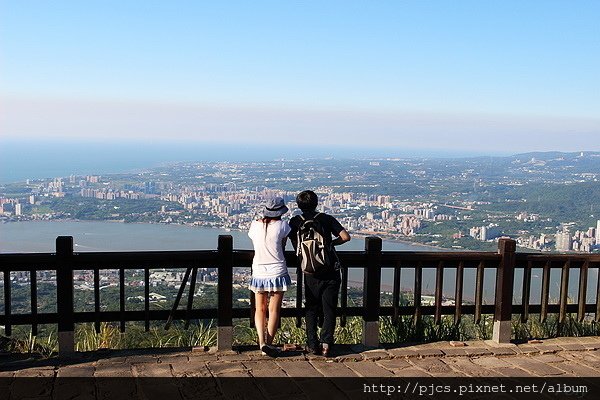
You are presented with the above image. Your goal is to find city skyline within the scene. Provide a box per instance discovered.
[2,154,599,254]
[1,1,599,153]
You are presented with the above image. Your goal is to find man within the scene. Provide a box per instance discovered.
[289,190,351,356]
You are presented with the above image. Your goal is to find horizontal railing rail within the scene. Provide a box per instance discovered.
[1,235,599,355]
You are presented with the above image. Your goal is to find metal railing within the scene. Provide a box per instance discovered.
[1,236,599,355]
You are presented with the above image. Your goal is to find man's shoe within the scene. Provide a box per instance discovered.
[321,343,331,357]
[306,345,321,355]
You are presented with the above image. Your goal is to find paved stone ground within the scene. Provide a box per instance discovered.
[1,337,599,399]
[2,336,600,378]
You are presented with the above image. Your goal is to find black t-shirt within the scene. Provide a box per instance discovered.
[289,210,345,279]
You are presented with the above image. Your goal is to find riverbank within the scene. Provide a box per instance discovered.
[349,231,449,251]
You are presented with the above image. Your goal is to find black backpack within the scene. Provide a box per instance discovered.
[296,213,331,274]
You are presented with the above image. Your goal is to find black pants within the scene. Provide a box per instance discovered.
[304,273,340,347]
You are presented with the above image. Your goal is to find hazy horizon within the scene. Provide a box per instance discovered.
[0,138,504,184]
[0,138,597,184]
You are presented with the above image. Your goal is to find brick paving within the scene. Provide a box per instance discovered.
[0,337,599,398]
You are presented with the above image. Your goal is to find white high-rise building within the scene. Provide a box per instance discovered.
[556,230,572,252]
[596,220,600,243]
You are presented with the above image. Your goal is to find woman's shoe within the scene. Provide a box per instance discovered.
[321,343,331,357]
[261,344,280,358]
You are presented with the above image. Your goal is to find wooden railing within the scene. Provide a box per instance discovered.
[1,236,599,355]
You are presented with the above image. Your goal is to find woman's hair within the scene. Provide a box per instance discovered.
[296,190,318,212]
[261,215,281,234]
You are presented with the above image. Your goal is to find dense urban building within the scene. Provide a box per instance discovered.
[1,152,599,253]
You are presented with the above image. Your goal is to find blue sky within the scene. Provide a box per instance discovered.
[1,1,599,153]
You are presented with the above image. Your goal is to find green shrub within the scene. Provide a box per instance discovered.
[3,312,599,357]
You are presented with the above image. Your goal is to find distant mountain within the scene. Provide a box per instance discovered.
[513,151,600,160]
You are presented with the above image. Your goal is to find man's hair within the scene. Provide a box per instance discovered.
[296,190,318,212]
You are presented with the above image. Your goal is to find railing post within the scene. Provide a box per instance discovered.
[56,236,75,356]
[217,235,233,351]
[493,238,516,343]
[362,236,382,347]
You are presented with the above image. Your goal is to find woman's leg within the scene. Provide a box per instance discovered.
[254,292,268,347]
[266,291,284,345]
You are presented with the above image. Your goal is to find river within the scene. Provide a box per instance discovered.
[1,220,583,303]
[0,220,435,253]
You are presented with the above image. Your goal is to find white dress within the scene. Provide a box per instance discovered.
[248,219,292,293]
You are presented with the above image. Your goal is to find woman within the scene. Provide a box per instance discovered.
[248,196,291,357]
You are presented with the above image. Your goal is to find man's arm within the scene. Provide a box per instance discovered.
[288,218,298,249]
[332,229,351,246]
[327,214,351,246]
